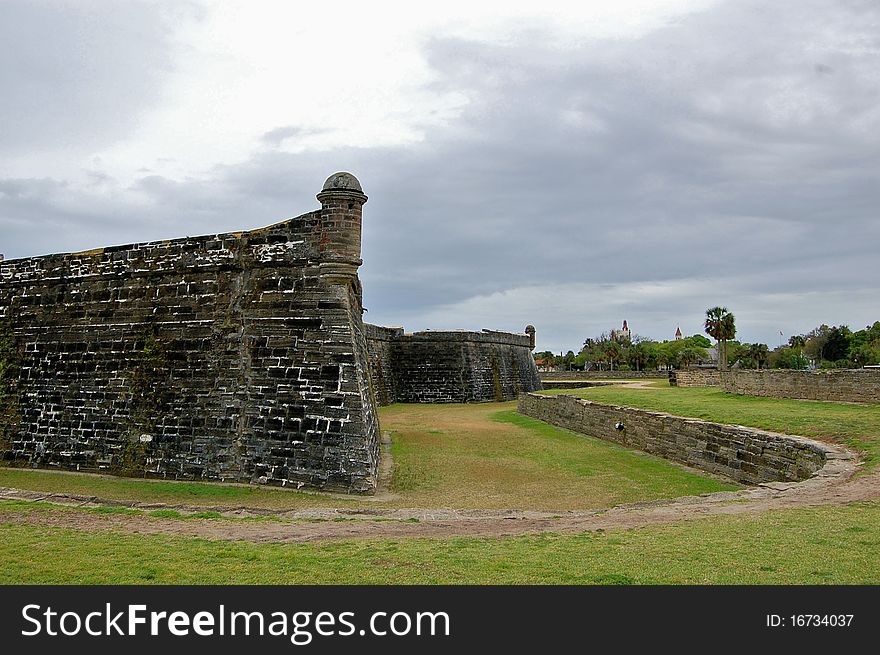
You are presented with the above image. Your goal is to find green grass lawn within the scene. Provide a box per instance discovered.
[0,402,734,511]
[1,499,876,584]
[0,468,362,510]
[540,384,880,467]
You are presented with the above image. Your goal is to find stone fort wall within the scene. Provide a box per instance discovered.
[540,370,667,380]
[0,172,543,491]
[365,325,542,404]
[0,174,380,492]
[721,369,880,404]
[518,393,845,484]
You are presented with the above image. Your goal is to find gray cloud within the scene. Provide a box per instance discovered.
[2,0,878,351]
[260,126,328,147]
[0,1,192,155]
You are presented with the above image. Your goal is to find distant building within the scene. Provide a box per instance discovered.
[675,326,683,340]
[706,346,719,365]
[611,320,631,343]
[534,358,555,372]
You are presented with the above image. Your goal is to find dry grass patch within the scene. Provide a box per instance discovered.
[381,402,735,510]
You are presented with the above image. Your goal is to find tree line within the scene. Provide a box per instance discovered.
[535,333,713,372]
[774,322,880,369]
[535,309,880,372]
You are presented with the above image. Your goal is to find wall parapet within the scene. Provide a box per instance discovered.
[400,329,532,348]
[517,392,855,485]
[0,215,322,290]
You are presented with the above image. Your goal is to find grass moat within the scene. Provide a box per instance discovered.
[0,400,735,512]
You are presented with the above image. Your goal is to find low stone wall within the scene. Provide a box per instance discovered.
[669,369,721,387]
[540,370,666,380]
[518,393,836,484]
[540,381,627,390]
[721,369,880,404]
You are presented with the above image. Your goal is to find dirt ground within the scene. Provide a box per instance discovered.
[0,450,871,544]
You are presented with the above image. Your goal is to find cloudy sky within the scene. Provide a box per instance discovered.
[1,0,878,353]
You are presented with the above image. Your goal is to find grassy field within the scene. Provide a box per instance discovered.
[0,468,361,510]
[1,499,877,584]
[541,383,880,467]
[0,402,734,511]
[1,393,876,585]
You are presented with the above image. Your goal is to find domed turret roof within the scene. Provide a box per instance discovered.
[321,172,363,193]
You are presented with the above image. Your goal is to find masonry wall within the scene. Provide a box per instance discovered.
[518,393,830,484]
[540,381,625,390]
[365,327,542,404]
[0,212,380,492]
[668,369,721,387]
[721,369,880,404]
[362,324,402,406]
[540,370,667,380]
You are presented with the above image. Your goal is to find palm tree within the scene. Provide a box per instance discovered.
[627,342,649,371]
[678,347,701,369]
[747,342,770,369]
[656,349,670,371]
[604,341,622,371]
[705,306,736,371]
[787,335,807,369]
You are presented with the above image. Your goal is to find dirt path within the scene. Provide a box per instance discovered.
[618,380,664,389]
[0,445,873,543]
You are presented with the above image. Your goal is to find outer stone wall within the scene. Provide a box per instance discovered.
[540,370,667,380]
[667,368,880,402]
[540,381,627,390]
[365,327,542,404]
[721,369,880,404]
[668,369,721,387]
[362,324,403,406]
[518,393,832,484]
[0,184,379,492]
